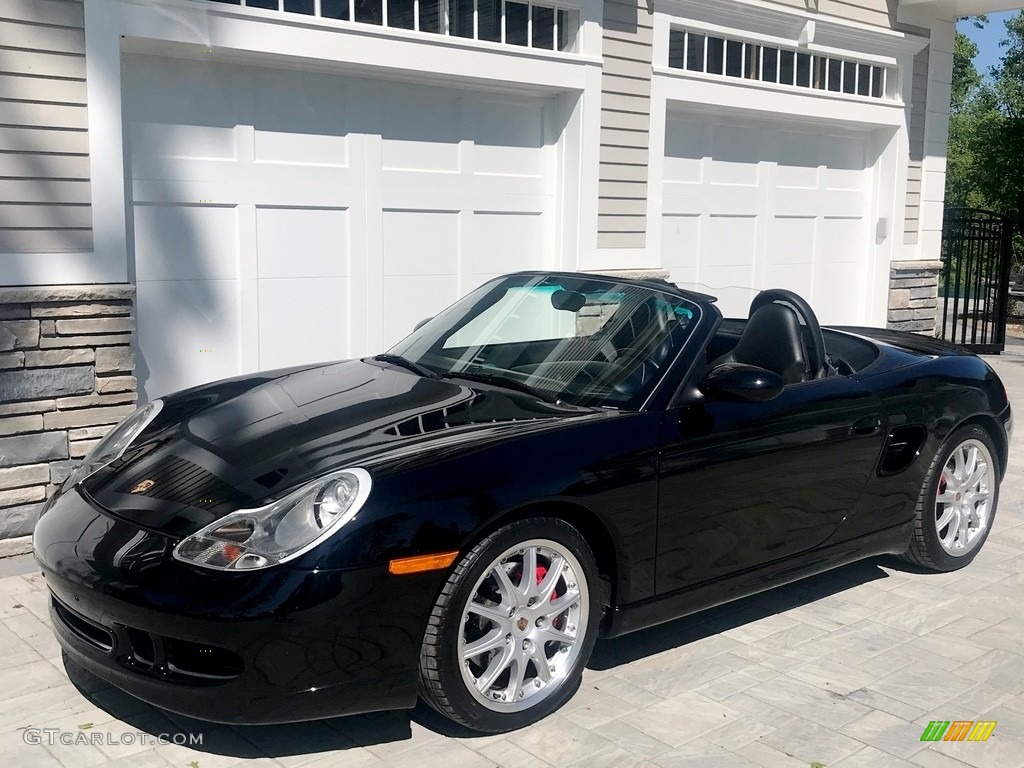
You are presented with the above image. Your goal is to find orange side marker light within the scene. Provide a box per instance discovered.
[389,551,459,575]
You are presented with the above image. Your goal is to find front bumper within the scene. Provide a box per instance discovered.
[33,487,434,724]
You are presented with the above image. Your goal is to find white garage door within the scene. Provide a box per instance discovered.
[661,110,876,323]
[125,54,558,400]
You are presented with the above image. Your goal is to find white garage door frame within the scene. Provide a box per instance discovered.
[647,3,927,327]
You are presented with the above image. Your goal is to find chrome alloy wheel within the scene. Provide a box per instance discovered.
[935,438,995,557]
[458,539,589,712]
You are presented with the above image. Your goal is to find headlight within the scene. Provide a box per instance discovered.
[173,468,372,571]
[69,400,164,486]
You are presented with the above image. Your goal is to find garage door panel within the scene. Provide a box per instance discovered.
[131,122,237,162]
[381,89,461,173]
[383,275,459,348]
[383,210,459,277]
[256,207,349,279]
[818,217,867,263]
[136,279,241,399]
[134,204,238,282]
[471,99,547,178]
[470,212,546,277]
[255,130,350,166]
[707,215,757,268]
[766,217,815,266]
[813,262,865,324]
[661,214,700,273]
[258,278,349,370]
[702,265,757,317]
[125,59,250,133]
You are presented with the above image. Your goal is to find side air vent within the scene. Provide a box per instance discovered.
[878,425,927,476]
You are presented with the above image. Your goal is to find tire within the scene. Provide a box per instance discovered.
[418,517,602,733]
[903,424,1000,571]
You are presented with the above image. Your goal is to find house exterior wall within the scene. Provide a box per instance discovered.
[0,0,92,258]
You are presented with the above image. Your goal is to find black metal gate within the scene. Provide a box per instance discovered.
[938,208,1013,353]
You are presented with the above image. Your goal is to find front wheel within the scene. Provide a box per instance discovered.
[903,424,1000,571]
[418,517,601,733]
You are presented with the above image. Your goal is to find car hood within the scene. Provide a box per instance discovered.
[79,358,598,537]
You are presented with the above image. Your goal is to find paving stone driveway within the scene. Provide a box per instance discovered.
[2,353,1023,768]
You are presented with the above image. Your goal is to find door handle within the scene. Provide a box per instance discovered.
[851,416,882,436]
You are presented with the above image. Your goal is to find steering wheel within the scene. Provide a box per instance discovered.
[748,289,827,380]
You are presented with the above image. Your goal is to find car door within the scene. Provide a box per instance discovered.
[656,373,885,594]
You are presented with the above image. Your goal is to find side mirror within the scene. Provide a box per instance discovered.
[701,363,784,403]
[413,317,433,332]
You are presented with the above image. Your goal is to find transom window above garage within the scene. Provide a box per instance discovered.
[668,28,895,101]
[206,0,579,52]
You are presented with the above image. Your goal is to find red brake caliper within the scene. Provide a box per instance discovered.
[534,564,567,631]
[938,474,947,498]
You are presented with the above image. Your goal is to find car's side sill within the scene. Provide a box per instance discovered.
[601,522,912,639]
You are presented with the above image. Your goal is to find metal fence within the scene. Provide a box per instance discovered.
[938,208,1013,353]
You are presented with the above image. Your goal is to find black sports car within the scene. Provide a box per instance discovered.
[34,271,1011,733]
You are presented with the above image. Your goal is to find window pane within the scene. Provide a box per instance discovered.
[452,0,474,38]
[827,58,842,91]
[707,36,724,75]
[532,5,554,50]
[725,39,742,77]
[320,0,350,18]
[505,1,529,46]
[857,63,871,96]
[796,52,811,87]
[813,56,826,89]
[283,0,313,13]
[871,66,883,98]
[418,0,441,32]
[744,44,758,78]
[686,33,705,71]
[388,0,415,28]
[479,0,502,42]
[843,61,857,93]
[761,47,778,82]
[354,0,382,24]
[779,49,794,85]
[669,29,685,69]
[247,0,278,9]
[557,9,577,51]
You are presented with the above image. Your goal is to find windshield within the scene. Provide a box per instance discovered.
[386,274,701,408]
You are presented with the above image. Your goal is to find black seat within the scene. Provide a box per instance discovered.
[711,302,809,384]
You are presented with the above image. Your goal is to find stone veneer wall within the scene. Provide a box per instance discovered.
[0,285,137,541]
[887,261,942,336]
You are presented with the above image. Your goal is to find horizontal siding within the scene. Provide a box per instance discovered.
[0,228,91,252]
[0,0,84,27]
[0,153,89,179]
[0,19,86,54]
[904,47,929,246]
[0,0,91,254]
[598,0,652,249]
[767,0,892,28]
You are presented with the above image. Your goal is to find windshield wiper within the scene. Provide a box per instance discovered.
[442,370,560,404]
[372,354,438,379]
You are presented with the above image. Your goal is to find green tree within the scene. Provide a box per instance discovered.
[945,14,1024,274]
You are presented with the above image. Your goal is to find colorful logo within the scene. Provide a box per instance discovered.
[920,721,997,742]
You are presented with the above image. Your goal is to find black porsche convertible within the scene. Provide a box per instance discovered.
[33,271,1011,733]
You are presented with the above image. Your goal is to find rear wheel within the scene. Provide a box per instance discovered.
[419,517,601,733]
[904,424,1000,571]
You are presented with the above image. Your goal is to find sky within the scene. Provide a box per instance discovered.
[958,11,1017,79]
